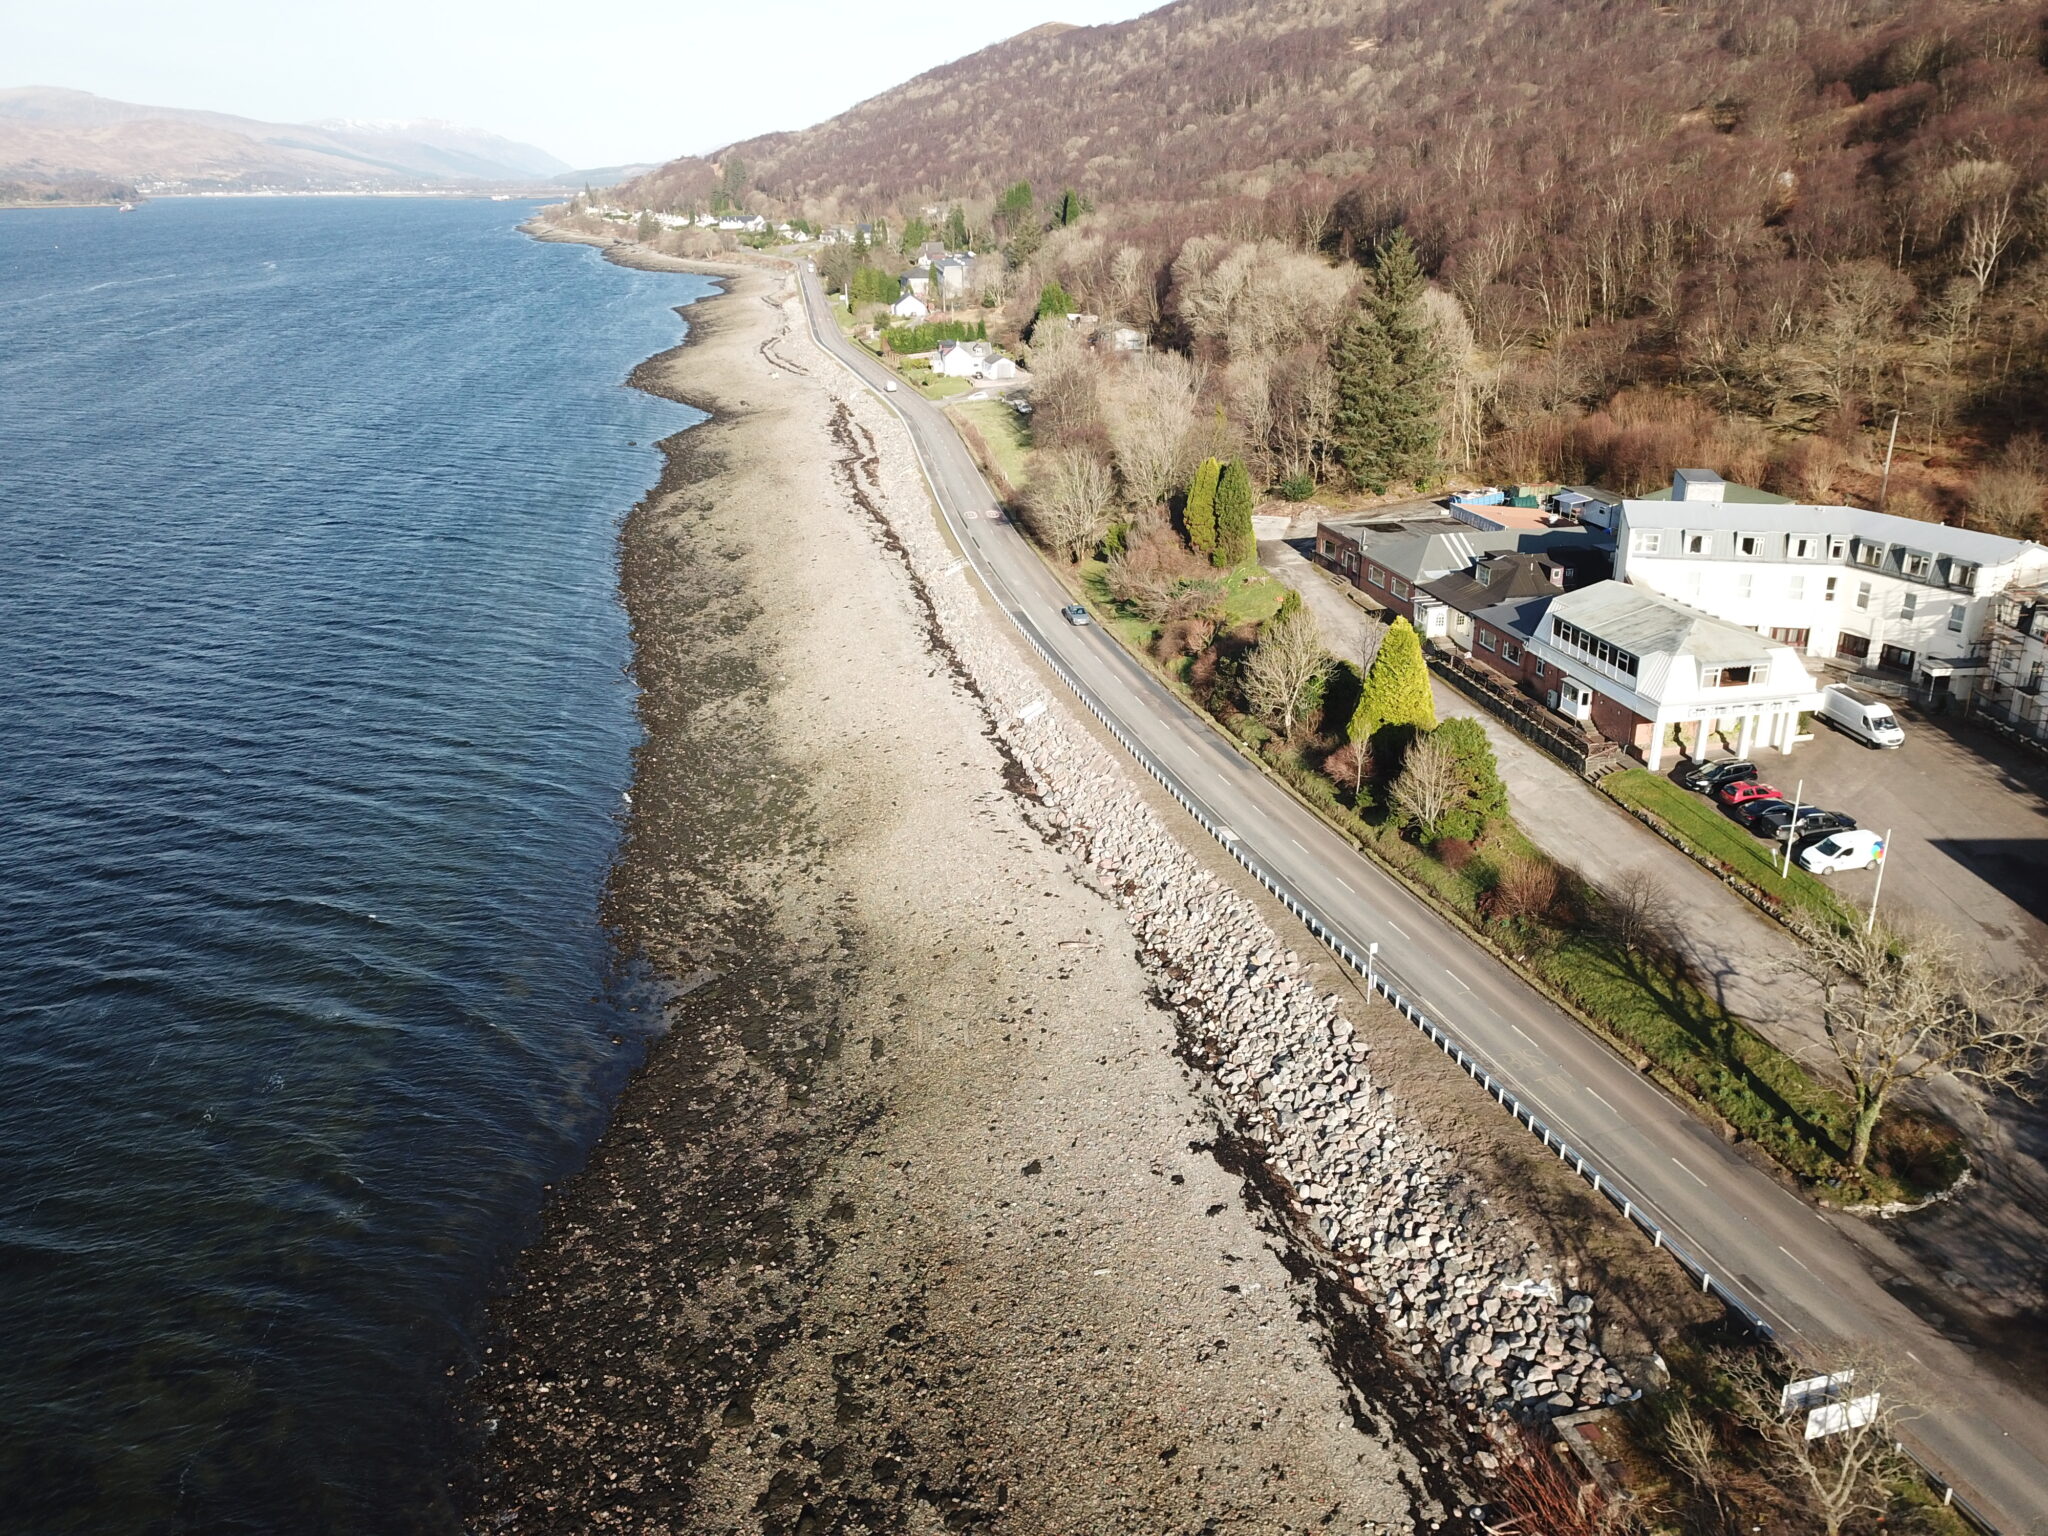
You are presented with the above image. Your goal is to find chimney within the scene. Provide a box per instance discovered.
[1672,468,1726,503]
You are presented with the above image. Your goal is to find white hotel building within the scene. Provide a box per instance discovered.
[1613,470,2048,711]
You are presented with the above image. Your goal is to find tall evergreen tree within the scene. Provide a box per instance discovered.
[1428,717,1509,840]
[1348,616,1436,762]
[1331,230,1447,492]
[945,204,971,248]
[1182,457,1221,555]
[1212,458,1257,567]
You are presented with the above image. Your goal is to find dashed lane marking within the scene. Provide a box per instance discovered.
[1585,1088,1619,1116]
[1672,1157,1709,1188]
[1777,1244,1815,1276]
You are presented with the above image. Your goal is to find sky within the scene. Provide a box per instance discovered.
[2,0,1162,170]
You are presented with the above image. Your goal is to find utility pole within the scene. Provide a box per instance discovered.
[1780,778,1804,880]
[1866,829,1892,934]
[1878,410,1904,511]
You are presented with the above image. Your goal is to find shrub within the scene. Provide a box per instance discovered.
[1275,472,1316,501]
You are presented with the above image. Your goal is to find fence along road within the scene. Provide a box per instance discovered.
[793,266,2048,1533]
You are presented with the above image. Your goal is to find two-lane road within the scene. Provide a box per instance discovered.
[793,267,2048,1532]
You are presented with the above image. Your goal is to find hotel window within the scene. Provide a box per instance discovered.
[1948,561,1977,591]
[1901,551,1931,579]
[1879,643,1916,674]
[1787,574,1805,602]
[1948,604,1966,632]
[1827,535,1848,560]
[1736,533,1766,557]
[1391,578,1410,599]
[1855,581,1871,610]
[1702,665,1757,688]
[1900,592,1917,619]
[1368,565,1385,587]
[1685,532,1708,555]
[1735,573,1754,600]
[1630,529,1663,554]
[1790,535,1816,559]
[1855,542,1885,568]
[1825,576,1839,602]
[1502,640,1522,663]
[1837,632,1870,661]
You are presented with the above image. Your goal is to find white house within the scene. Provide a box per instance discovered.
[1476,580,1824,770]
[934,255,973,299]
[1613,469,2048,710]
[900,270,932,299]
[889,290,929,320]
[1978,584,2048,742]
[933,340,1017,380]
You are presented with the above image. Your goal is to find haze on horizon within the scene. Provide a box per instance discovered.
[0,0,1160,171]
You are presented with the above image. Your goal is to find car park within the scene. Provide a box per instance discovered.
[1797,828,1886,875]
[1060,604,1091,626]
[1678,759,1758,795]
[1716,779,1783,808]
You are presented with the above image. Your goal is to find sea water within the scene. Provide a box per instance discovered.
[0,196,712,1532]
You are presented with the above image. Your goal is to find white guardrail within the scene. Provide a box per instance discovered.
[799,273,2002,1535]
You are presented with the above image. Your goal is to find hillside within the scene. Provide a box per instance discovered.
[615,0,2048,526]
[0,87,569,198]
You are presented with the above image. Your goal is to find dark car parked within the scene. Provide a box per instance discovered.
[1730,795,1797,832]
[1678,758,1758,795]
[1764,806,1858,845]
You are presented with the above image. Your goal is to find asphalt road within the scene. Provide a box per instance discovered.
[793,268,2048,1532]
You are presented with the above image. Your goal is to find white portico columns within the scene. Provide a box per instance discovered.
[1736,711,1758,758]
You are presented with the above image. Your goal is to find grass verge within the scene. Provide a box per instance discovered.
[953,399,1033,488]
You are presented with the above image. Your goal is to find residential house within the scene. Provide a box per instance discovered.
[913,240,949,266]
[900,270,932,299]
[1097,324,1147,352]
[715,213,768,233]
[889,290,929,320]
[1472,582,1824,770]
[934,255,974,300]
[1416,551,1568,652]
[1312,512,1605,624]
[933,340,1016,380]
[1978,585,2048,742]
[1613,469,2048,710]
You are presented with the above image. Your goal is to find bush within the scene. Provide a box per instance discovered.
[882,319,987,353]
[1275,472,1316,501]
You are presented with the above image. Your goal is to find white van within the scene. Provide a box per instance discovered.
[1817,683,1905,748]
[1797,828,1886,875]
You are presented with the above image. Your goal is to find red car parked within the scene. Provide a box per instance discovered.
[1716,779,1784,808]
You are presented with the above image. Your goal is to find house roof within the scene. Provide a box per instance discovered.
[1544,582,1779,665]
[1421,552,1563,616]
[1469,593,1553,643]
[1323,515,1603,584]
[1635,480,1792,505]
[1619,496,2039,565]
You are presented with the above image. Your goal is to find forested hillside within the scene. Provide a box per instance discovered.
[618,0,2048,529]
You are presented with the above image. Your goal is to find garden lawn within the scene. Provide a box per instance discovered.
[953,399,1033,489]
[1601,769,1852,926]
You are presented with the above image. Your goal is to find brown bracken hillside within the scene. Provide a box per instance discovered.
[620,0,2048,525]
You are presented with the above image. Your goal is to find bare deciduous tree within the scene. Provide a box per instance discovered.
[1971,433,2046,539]
[1022,447,1117,561]
[1239,605,1330,737]
[1602,869,1678,954]
[1658,1402,1732,1530]
[1100,351,1202,509]
[1729,1350,1915,1536]
[1389,732,1462,837]
[1785,912,2048,1169]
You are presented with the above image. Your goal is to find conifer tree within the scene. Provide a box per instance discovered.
[1182,457,1221,555]
[1036,281,1075,319]
[946,205,971,248]
[1331,230,1447,492]
[1348,616,1436,762]
[1212,458,1257,567]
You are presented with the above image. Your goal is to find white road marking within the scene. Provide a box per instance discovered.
[1585,1088,1618,1116]
[1906,1349,1922,1364]
[1511,1025,1535,1045]
[1777,1244,1815,1276]
[1446,972,1471,991]
[1290,837,1306,850]
[1671,1157,1708,1187]
[1386,922,1410,940]
[1336,877,1355,893]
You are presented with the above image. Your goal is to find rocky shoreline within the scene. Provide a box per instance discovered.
[459,229,1699,1534]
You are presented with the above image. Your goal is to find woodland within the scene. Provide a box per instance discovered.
[618,0,2048,530]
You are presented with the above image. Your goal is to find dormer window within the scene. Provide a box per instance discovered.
[1685,532,1709,555]
[1900,551,1931,579]
[1790,535,1817,559]
[1948,561,1978,591]
[1855,542,1885,568]
[1474,562,1493,587]
[1736,533,1767,557]
[1828,535,1848,560]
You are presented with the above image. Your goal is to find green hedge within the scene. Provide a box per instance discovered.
[882,319,987,353]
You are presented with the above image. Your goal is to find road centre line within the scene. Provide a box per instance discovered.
[1778,1244,1815,1276]
[1585,1087,1619,1116]
[1336,877,1355,893]
[1671,1157,1709,1188]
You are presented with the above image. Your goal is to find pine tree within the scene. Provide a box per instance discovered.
[946,205,971,248]
[1212,458,1256,567]
[1036,281,1075,318]
[1331,229,1447,492]
[1429,717,1508,840]
[1182,457,1221,555]
[1349,616,1436,763]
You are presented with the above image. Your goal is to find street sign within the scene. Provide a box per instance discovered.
[1806,1393,1881,1439]
[1782,1370,1855,1414]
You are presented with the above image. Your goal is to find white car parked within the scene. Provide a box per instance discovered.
[1796,828,1886,875]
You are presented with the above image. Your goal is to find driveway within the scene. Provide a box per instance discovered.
[1774,702,2048,975]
